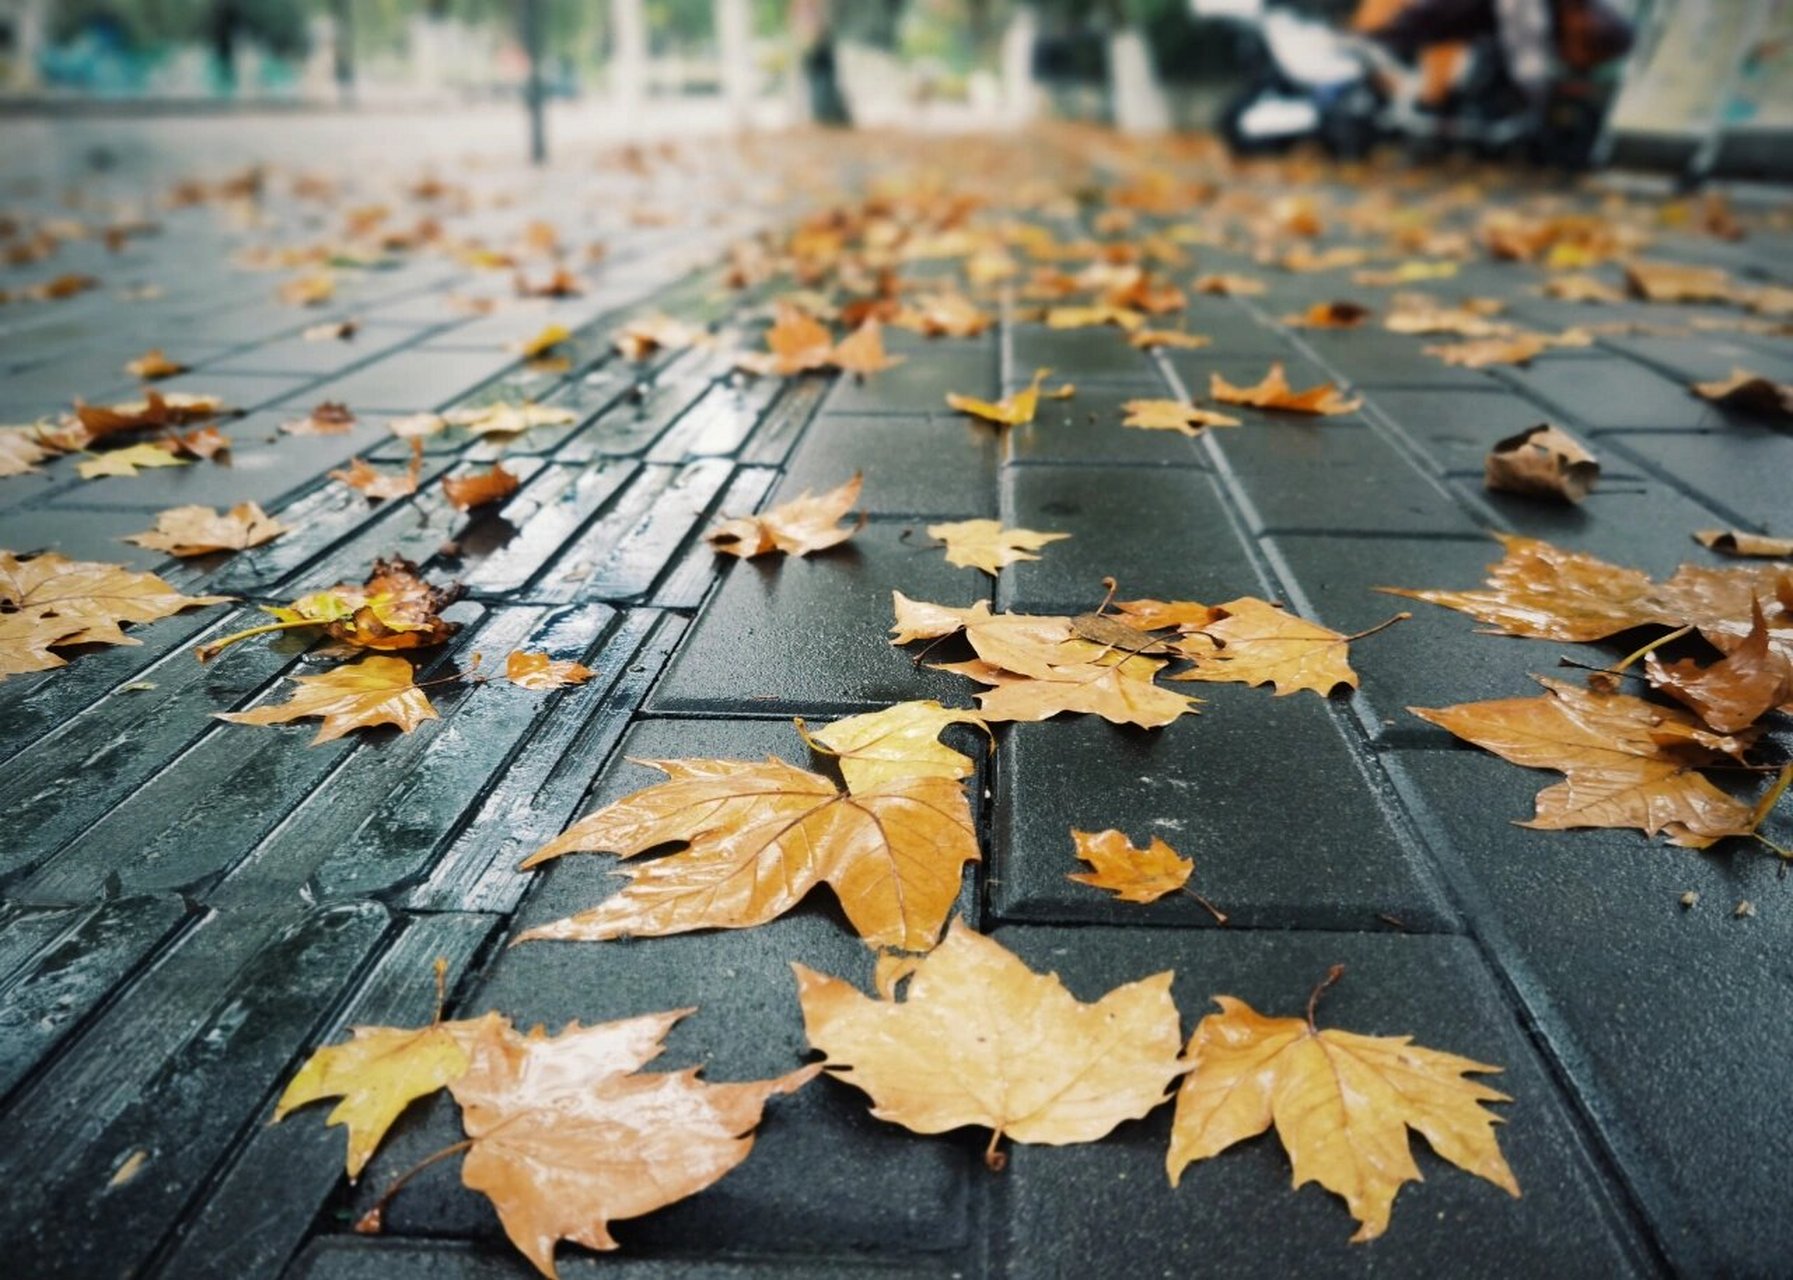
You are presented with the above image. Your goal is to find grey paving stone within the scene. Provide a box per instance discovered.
[1007,323,1156,383]
[998,464,1266,613]
[1292,327,1502,390]
[1159,348,1335,399]
[288,1237,956,1279]
[1599,427,1793,534]
[161,911,499,1280]
[1261,533,1613,741]
[0,893,194,1101]
[825,350,990,416]
[651,467,782,611]
[294,347,522,414]
[1596,331,1793,386]
[1390,749,1793,1276]
[1497,356,1728,431]
[360,717,978,1263]
[94,370,317,415]
[1363,384,1558,475]
[738,376,830,467]
[0,901,392,1280]
[0,501,178,569]
[645,375,784,463]
[452,459,638,598]
[554,374,712,462]
[994,925,1653,1279]
[650,520,982,716]
[990,686,1455,932]
[1462,479,1735,577]
[205,325,424,377]
[1005,381,1212,468]
[774,412,999,518]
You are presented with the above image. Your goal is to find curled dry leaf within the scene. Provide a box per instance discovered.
[303,318,359,342]
[125,502,287,557]
[947,367,1073,428]
[282,401,357,436]
[332,440,422,501]
[1045,304,1145,332]
[1422,333,1550,368]
[166,425,231,460]
[1411,676,1757,848]
[926,519,1069,576]
[505,650,595,690]
[1121,399,1240,436]
[125,348,186,380]
[1129,328,1211,350]
[1193,273,1266,296]
[708,473,864,558]
[515,324,571,360]
[1210,363,1362,416]
[442,463,520,511]
[1694,530,1793,559]
[613,312,705,361]
[796,920,1186,1169]
[77,442,188,479]
[1645,600,1793,734]
[0,427,57,476]
[1484,424,1599,503]
[1167,984,1518,1242]
[216,654,439,744]
[797,699,988,793]
[1284,300,1370,329]
[1067,829,1192,903]
[1,550,231,678]
[1168,596,1364,696]
[70,390,226,446]
[444,401,577,437]
[197,554,462,661]
[1541,274,1625,304]
[1625,259,1734,304]
[1691,368,1793,420]
[515,749,978,952]
[388,412,446,439]
[749,302,834,376]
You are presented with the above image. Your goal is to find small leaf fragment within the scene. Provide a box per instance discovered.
[1067,829,1193,903]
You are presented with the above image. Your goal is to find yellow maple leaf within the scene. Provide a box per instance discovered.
[946,367,1071,428]
[926,518,1069,575]
[1067,828,1192,903]
[798,699,989,792]
[77,443,188,479]
[1168,596,1364,696]
[1121,399,1240,436]
[216,655,440,744]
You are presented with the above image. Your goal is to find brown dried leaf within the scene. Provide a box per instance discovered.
[1168,596,1362,696]
[1067,829,1192,903]
[926,519,1069,575]
[1694,530,1793,559]
[1210,364,1361,416]
[1625,259,1734,304]
[0,550,231,678]
[332,440,422,501]
[1121,399,1241,436]
[1284,301,1370,329]
[1411,676,1757,847]
[125,348,186,380]
[442,463,520,511]
[282,401,357,436]
[1646,600,1793,733]
[707,473,864,558]
[217,655,438,744]
[1484,424,1600,503]
[505,650,595,690]
[125,502,287,557]
[830,318,905,375]
[1691,368,1793,420]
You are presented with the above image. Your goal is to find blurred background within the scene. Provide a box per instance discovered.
[0,0,1787,181]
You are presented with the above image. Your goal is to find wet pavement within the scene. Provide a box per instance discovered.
[1,122,1791,1278]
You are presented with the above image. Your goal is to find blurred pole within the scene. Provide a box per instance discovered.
[524,0,546,164]
[9,0,47,90]
[717,0,753,124]
[333,0,355,104]
[610,0,648,114]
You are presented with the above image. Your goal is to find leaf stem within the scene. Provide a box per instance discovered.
[1610,623,1695,676]
[983,1127,1007,1172]
[353,1138,474,1232]
[194,617,321,662]
[1179,885,1229,925]
[1306,964,1346,1032]
[1343,611,1411,643]
[1748,763,1793,859]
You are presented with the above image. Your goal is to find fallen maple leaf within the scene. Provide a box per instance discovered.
[1067,829,1192,903]
[1646,600,1793,734]
[516,323,571,360]
[442,463,520,511]
[282,401,357,436]
[197,555,461,661]
[707,473,864,558]
[613,313,705,361]
[0,427,60,476]
[797,699,988,792]
[280,270,336,307]
[1193,273,1266,296]
[76,442,188,479]
[1168,596,1366,696]
[1484,424,1599,503]
[830,318,904,375]
[1411,676,1757,847]
[926,519,1069,575]
[1541,274,1625,304]
[124,502,287,557]
[1694,530,1793,559]
[69,390,225,446]
[505,650,594,690]
[449,1011,815,1278]
[1625,259,1734,304]
[0,550,230,678]
[445,402,577,437]
[166,425,231,460]
[1167,973,1518,1242]
[516,749,978,951]
[1283,301,1370,329]
[1422,333,1551,368]
[1045,304,1145,331]
[795,919,1185,1169]
[125,348,186,380]
[946,367,1072,428]
[1129,328,1212,350]
[276,1010,504,1179]
[217,654,439,744]
[1121,399,1240,436]
[387,412,446,439]
[331,441,422,501]
[1691,368,1793,420]
[1210,364,1361,416]
[303,319,359,342]
[754,302,834,376]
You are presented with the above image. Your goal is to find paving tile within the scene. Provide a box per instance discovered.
[1361,384,1555,475]
[645,374,785,463]
[294,347,522,414]
[359,717,979,1262]
[1262,533,1613,741]
[825,350,991,415]
[1005,381,1212,468]
[0,901,392,1279]
[989,686,1455,932]
[994,925,1652,1279]
[998,464,1266,613]
[1292,327,1502,390]
[1596,331,1793,386]
[1390,750,1793,1276]
[650,520,983,715]
[454,459,639,598]
[1462,479,1735,577]
[205,325,423,377]
[1007,323,1157,383]
[775,412,999,517]
[1598,427,1793,534]
[0,501,181,569]
[1497,356,1729,431]
[1159,348,1336,398]
[288,1238,958,1279]
[553,373,712,462]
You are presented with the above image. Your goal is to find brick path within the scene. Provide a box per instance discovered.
[2,128,1791,1279]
